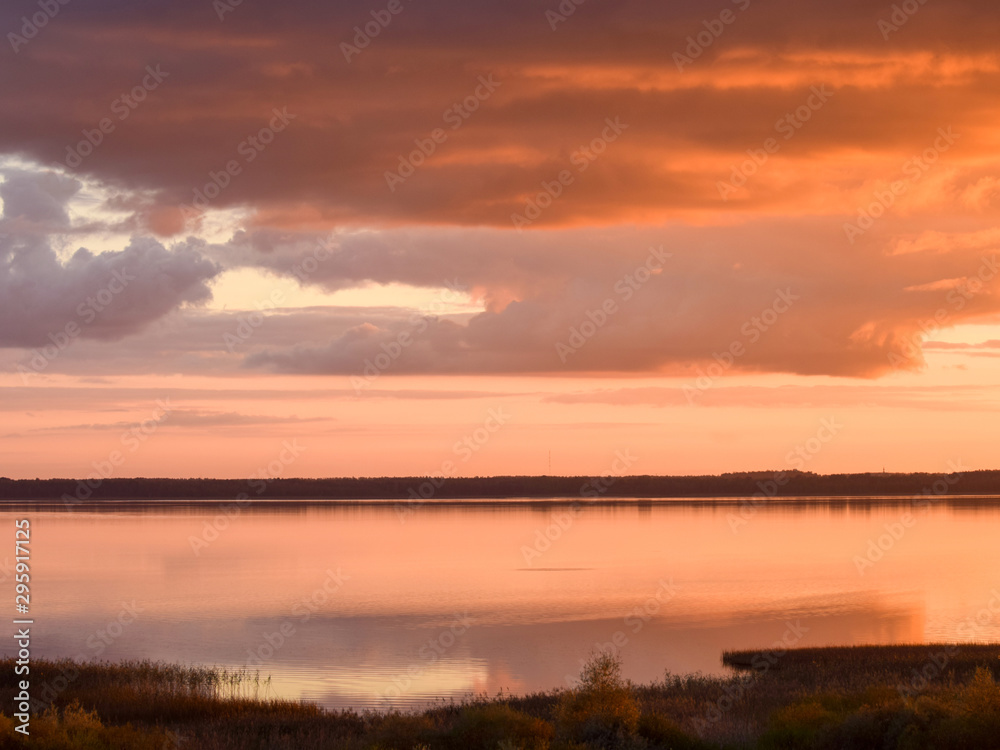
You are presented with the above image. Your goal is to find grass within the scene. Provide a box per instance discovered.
[0,645,999,748]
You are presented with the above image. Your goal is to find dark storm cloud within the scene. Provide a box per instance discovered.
[2,0,999,378]
[1,0,999,226]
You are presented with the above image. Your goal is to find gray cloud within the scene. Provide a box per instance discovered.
[0,170,221,348]
[226,223,1000,378]
[0,170,80,225]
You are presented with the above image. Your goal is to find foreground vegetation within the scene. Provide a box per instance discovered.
[2,645,1000,749]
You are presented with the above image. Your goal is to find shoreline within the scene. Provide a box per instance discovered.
[5,469,999,506]
[2,494,1000,510]
[3,644,999,748]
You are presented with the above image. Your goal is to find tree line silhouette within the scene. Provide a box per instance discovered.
[1,470,998,501]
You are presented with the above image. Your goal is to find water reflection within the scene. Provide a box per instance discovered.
[7,500,1000,709]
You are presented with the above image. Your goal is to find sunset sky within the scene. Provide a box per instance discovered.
[2,0,999,480]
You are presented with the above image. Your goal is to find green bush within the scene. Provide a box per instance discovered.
[636,712,711,749]
[960,666,1000,715]
[447,703,553,749]
[557,653,640,749]
[757,700,837,749]
[368,712,438,750]
[0,702,166,749]
[758,669,1000,750]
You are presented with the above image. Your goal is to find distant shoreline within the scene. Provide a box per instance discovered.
[3,495,1000,509]
[2,469,999,504]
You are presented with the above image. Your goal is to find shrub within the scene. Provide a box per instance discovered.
[0,701,167,749]
[558,653,640,749]
[447,704,553,749]
[636,712,709,749]
[960,666,1000,715]
[368,712,438,750]
[757,700,837,750]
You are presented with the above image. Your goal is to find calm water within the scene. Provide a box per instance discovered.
[7,499,1000,710]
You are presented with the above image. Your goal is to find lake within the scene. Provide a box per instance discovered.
[8,498,1000,710]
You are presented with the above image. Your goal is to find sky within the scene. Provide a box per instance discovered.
[1,0,999,480]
